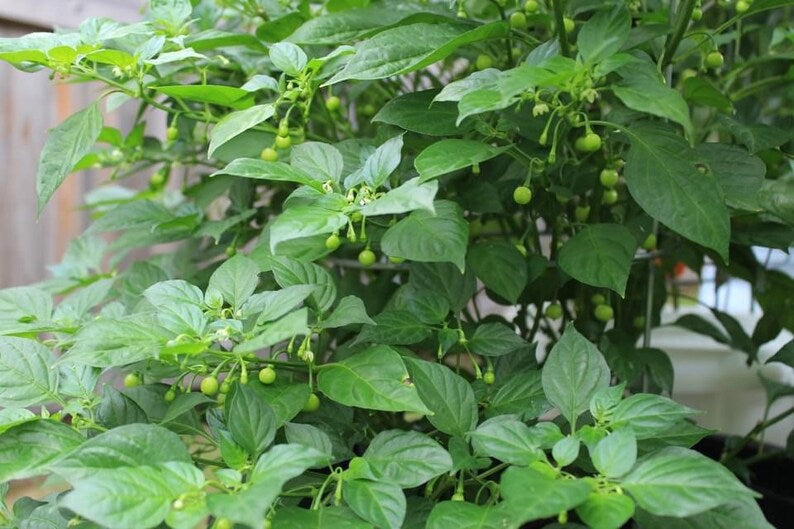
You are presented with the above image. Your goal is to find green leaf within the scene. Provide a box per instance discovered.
[284,422,334,458]
[319,296,375,329]
[235,308,309,353]
[611,394,698,439]
[575,492,636,529]
[469,416,544,465]
[621,447,756,517]
[487,370,548,420]
[552,435,581,467]
[381,200,468,271]
[408,262,476,313]
[356,309,432,345]
[160,392,213,425]
[426,501,514,529]
[363,429,453,488]
[390,286,450,325]
[758,178,794,224]
[225,383,277,457]
[212,158,322,189]
[59,314,169,367]
[327,21,508,84]
[541,324,611,429]
[624,123,730,261]
[0,337,58,407]
[150,0,192,26]
[208,104,275,158]
[468,323,527,357]
[673,314,731,344]
[288,8,414,44]
[344,478,406,529]
[590,429,637,478]
[0,420,84,482]
[683,77,733,114]
[143,280,203,309]
[558,224,637,296]
[0,408,36,434]
[269,205,348,252]
[256,382,311,426]
[613,77,693,138]
[269,42,307,75]
[36,102,102,215]
[633,495,773,529]
[53,424,191,480]
[467,241,528,304]
[768,339,794,368]
[96,386,148,429]
[359,177,438,217]
[403,357,478,437]
[273,506,374,528]
[318,345,430,413]
[695,143,765,211]
[208,255,260,309]
[415,139,509,181]
[290,142,344,184]
[241,284,317,323]
[578,4,631,63]
[61,462,202,529]
[268,256,338,313]
[353,134,404,188]
[373,90,465,136]
[154,85,253,109]
[500,467,592,523]
[0,285,52,323]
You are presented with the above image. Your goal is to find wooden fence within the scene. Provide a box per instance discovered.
[0,1,141,287]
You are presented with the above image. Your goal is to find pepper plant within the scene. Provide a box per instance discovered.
[0,0,792,528]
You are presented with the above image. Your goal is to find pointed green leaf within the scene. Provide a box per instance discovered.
[558,224,637,297]
[36,103,102,214]
[318,345,430,413]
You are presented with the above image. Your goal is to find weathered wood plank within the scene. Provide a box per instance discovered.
[0,0,141,29]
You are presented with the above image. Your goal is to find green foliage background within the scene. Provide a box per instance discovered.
[0,0,792,528]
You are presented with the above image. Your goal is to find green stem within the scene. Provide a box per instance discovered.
[661,0,698,69]
[552,0,571,57]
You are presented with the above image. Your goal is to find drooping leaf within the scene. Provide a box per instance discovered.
[381,200,468,271]
[403,357,478,437]
[36,103,103,214]
[558,224,637,297]
[623,123,730,261]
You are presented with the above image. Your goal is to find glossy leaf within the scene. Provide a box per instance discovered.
[541,324,611,429]
[381,200,468,270]
[624,123,730,261]
[317,345,430,413]
[403,357,478,437]
[558,224,637,297]
[622,447,756,517]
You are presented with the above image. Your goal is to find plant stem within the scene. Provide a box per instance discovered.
[723,406,794,461]
[661,0,698,68]
[552,0,570,57]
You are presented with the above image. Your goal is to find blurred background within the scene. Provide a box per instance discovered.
[0,0,141,287]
